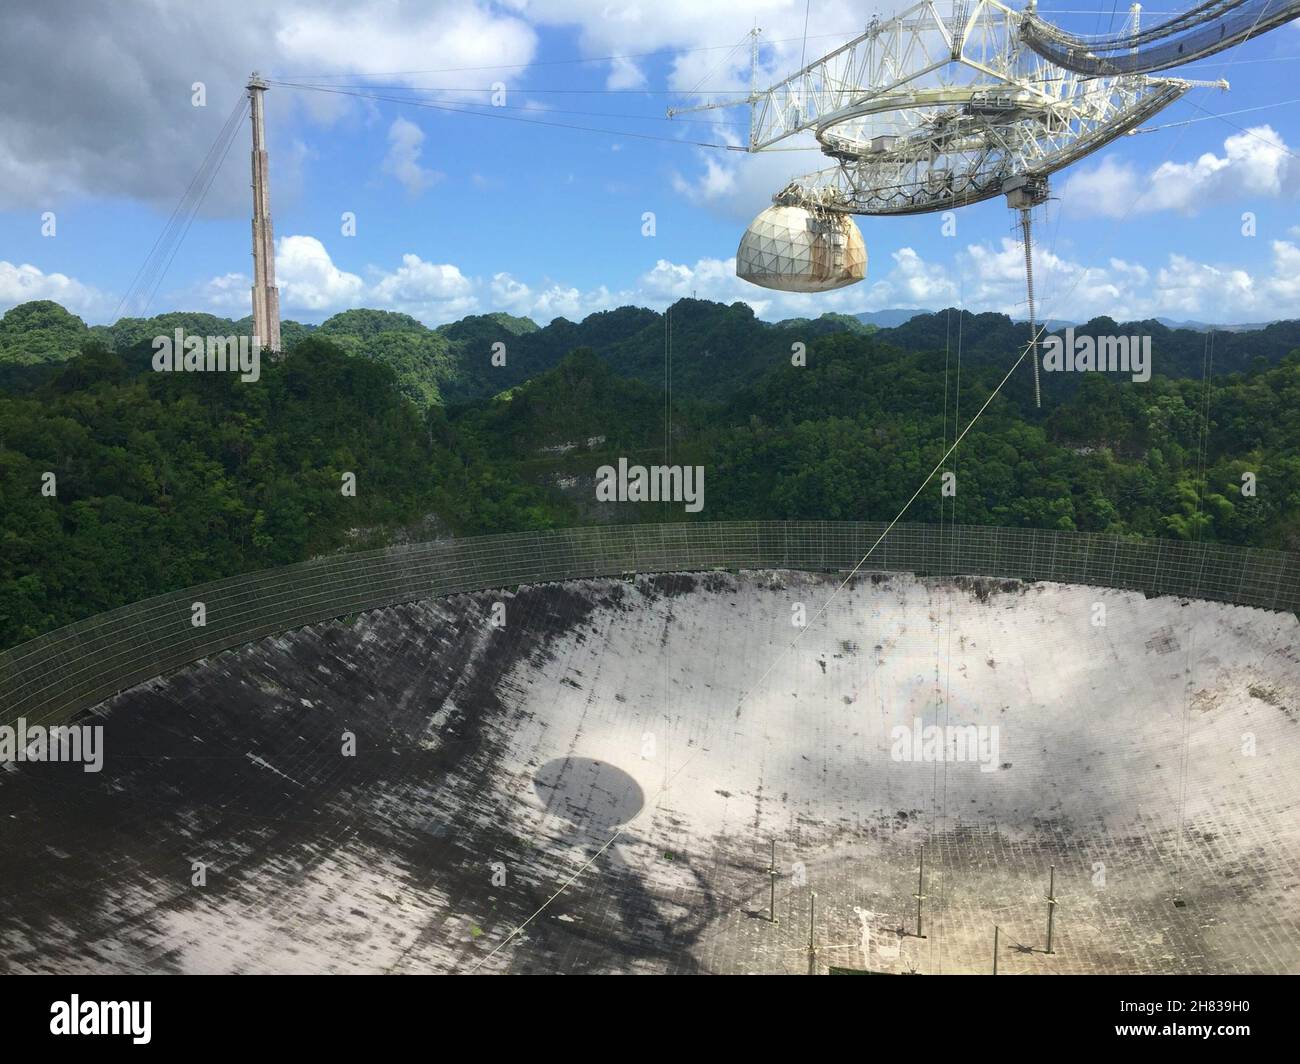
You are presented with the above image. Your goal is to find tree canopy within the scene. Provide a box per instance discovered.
[1,297,1296,650]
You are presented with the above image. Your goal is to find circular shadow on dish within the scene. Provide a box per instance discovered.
[534,757,645,831]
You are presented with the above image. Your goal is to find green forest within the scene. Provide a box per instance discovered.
[1,297,1297,651]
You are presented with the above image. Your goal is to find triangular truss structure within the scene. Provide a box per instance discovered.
[670,0,1232,216]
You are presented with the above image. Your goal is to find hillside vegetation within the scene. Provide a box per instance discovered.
[6,297,1295,409]
[1,297,1296,649]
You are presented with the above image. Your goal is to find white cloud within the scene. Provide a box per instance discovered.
[949,236,1300,323]
[619,237,1300,325]
[381,118,443,197]
[1064,126,1298,217]
[1157,126,1293,200]
[516,0,896,98]
[1265,239,1300,304]
[606,57,646,91]
[177,227,1300,330]
[276,234,366,310]
[1058,156,1138,219]
[0,0,898,214]
[1107,258,1150,289]
[0,261,110,320]
[0,1,538,212]
[640,255,742,301]
[489,272,618,321]
[488,273,535,314]
[369,254,476,319]
[1152,254,1254,316]
[275,1,536,87]
[629,248,948,319]
[671,154,739,204]
[190,272,251,315]
[190,238,470,322]
[878,246,957,307]
[670,139,825,222]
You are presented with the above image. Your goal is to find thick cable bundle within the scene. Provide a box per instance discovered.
[1020,0,1300,75]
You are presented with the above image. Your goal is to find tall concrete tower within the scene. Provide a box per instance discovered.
[247,73,281,355]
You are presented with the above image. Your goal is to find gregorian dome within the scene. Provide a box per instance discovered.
[736,204,867,292]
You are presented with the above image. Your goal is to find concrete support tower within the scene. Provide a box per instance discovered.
[247,73,281,355]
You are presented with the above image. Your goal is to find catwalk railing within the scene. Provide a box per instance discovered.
[2,521,1296,727]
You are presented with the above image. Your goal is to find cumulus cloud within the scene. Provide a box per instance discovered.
[274,1,535,85]
[190,272,252,315]
[877,246,958,307]
[670,144,822,222]
[369,254,476,319]
[1063,126,1298,217]
[671,154,740,204]
[554,237,1300,326]
[488,272,536,314]
[276,235,367,310]
[488,273,620,321]
[0,260,111,320]
[381,118,443,197]
[0,1,537,212]
[606,56,646,91]
[0,204,1265,332]
[186,237,471,322]
[0,0,893,215]
[1058,156,1140,219]
[176,231,1300,329]
[514,0,895,100]
[622,246,958,321]
[952,237,1300,323]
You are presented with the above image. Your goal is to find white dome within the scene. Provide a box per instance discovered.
[736,204,867,292]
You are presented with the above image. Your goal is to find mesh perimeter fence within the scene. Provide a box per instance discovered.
[2,521,1296,729]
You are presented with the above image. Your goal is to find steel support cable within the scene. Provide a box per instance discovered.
[456,11,1274,972]
[145,101,249,315]
[1137,96,1300,161]
[558,44,1248,970]
[134,97,247,309]
[464,125,1201,961]
[114,95,249,321]
[268,85,747,128]
[280,84,756,93]
[270,15,1199,79]
[274,29,905,80]
[117,97,245,319]
[468,338,1047,974]
[268,80,803,151]
[682,30,750,102]
[133,101,247,316]
[270,57,1300,91]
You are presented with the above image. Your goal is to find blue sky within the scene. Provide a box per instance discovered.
[1,1,1298,327]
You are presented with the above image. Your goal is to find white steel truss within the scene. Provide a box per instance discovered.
[669,1,1224,215]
